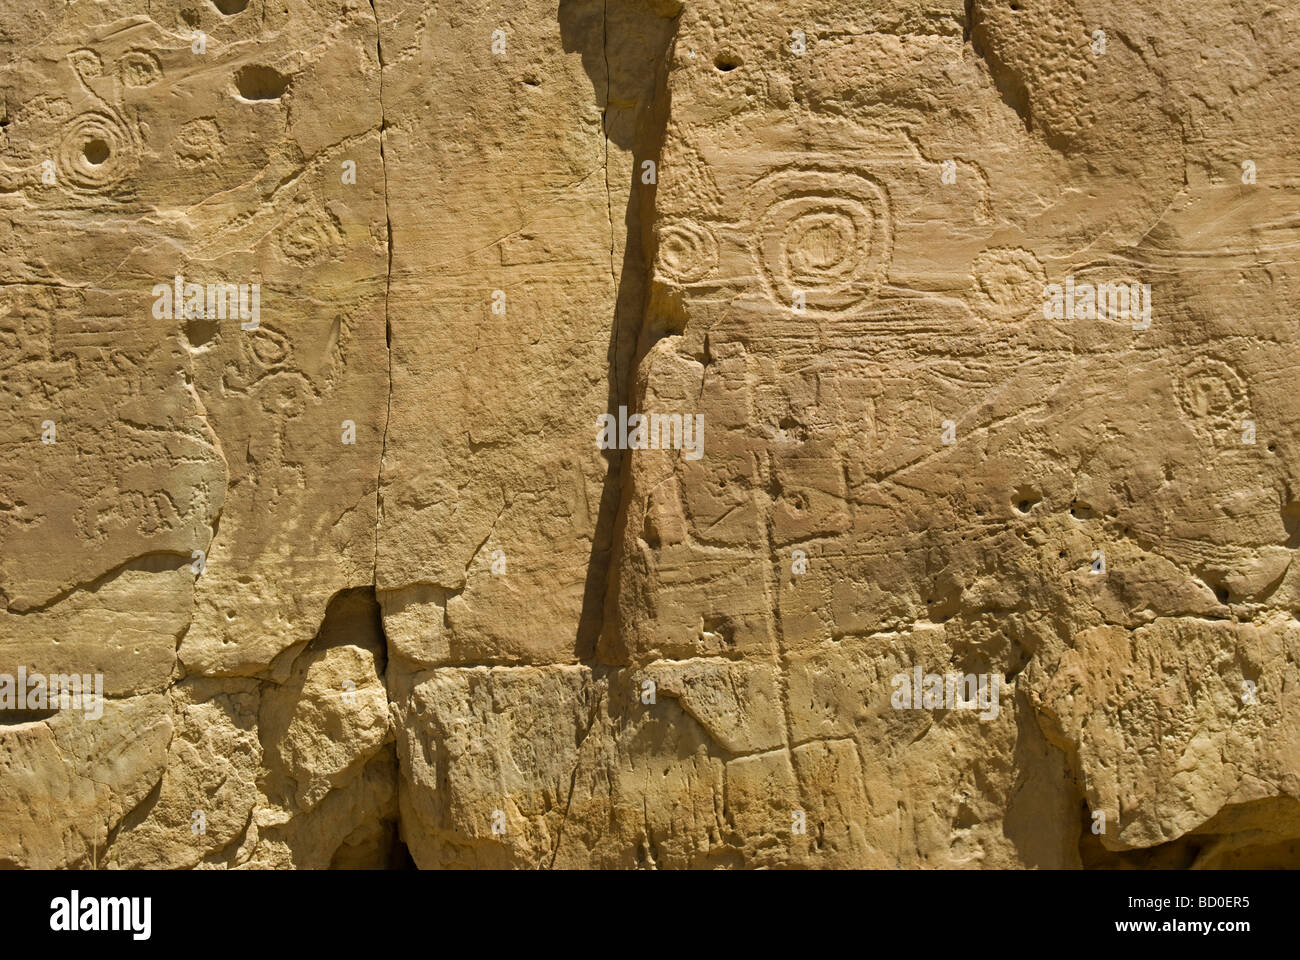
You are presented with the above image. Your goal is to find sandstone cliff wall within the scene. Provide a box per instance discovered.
[1,0,1297,868]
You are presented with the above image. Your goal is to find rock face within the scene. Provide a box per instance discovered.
[0,0,1297,869]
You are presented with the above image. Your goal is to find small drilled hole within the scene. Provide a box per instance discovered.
[714,53,742,71]
[83,138,109,164]
[185,317,219,348]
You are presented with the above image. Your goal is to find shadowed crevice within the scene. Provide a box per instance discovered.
[560,0,682,661]
[965,0,1033,136]
[1080,797,1300,869]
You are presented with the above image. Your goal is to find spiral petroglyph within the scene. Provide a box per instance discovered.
[1176,358,1251,448]
[56,110,135,194]
[656,220,718,284]
[970,247,1046,321]
[277,207,344,265]
[751,168,891,314]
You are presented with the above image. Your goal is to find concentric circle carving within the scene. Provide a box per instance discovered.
[751,167,891,314]
[57,110,136,194]
[657,220,719,284]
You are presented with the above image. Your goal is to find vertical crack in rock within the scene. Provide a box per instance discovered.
[588,0,620,661]
[547,687,603,868]
[366,0,404,868]
[603,1,615,307]
[368,0,395,587]
[252,588,406,869]
[578,1,681,661]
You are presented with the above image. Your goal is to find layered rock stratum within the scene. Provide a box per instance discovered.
[1,0,1297,869]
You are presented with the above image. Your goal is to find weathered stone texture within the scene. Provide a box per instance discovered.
[1,0,1297,868]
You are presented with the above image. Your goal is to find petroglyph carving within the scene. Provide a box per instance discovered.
[118,49,163,89]
[56,109,136,194]
[174,118,223,165]
[657,220,719,284]
[751,167,891,314]
[1176,358,1251,449]
[970,247,1046,321]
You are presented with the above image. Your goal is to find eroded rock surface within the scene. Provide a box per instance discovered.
[1,0,1297,868]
